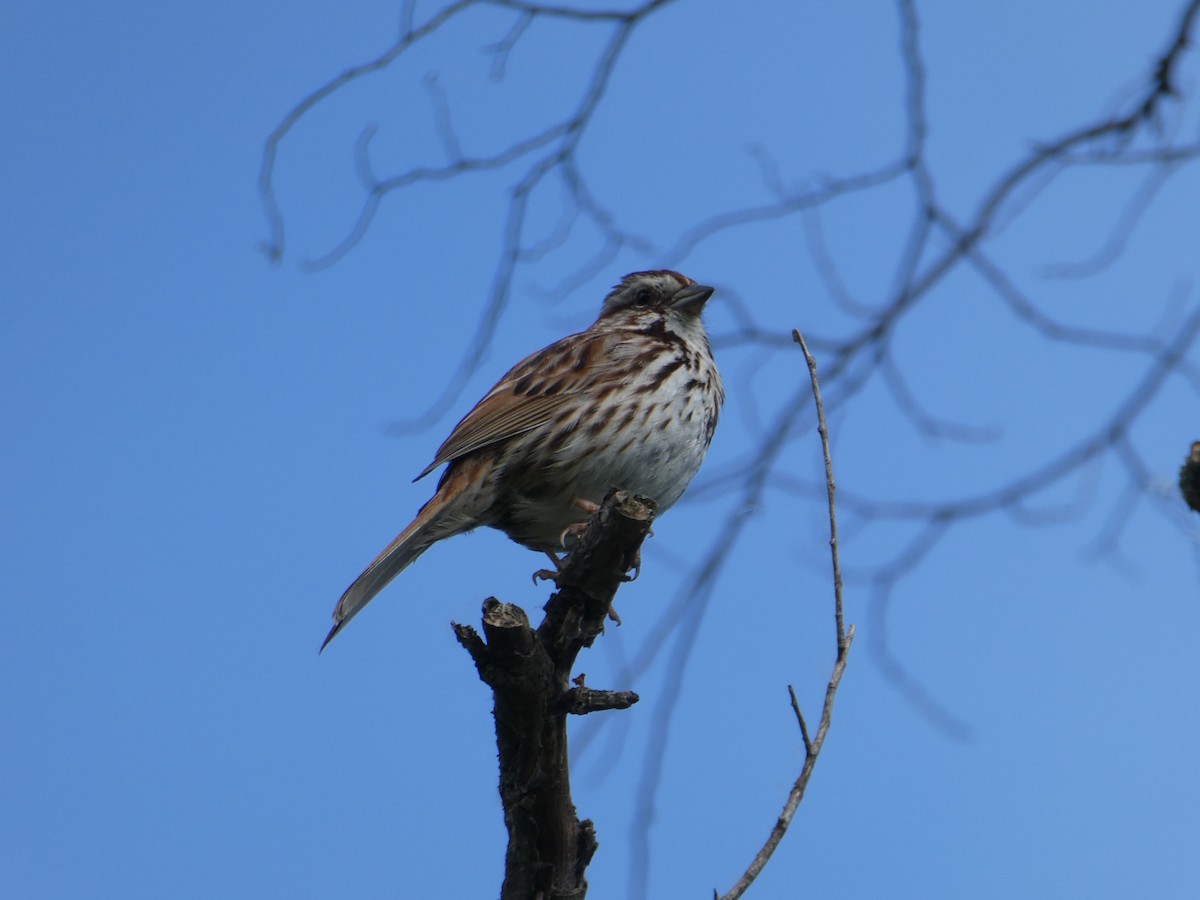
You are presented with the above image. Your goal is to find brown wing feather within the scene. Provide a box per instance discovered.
[415,330,608,480]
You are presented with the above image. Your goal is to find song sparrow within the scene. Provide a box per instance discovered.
[322,270,723,650]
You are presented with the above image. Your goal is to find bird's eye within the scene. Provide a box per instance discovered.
[633,287,653,307]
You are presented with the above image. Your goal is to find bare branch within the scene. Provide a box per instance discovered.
[258,0,477,263]
[455,490,655,897]
[266,0,1200,888]
[1040,160,1181,279]
[716,330,853,900]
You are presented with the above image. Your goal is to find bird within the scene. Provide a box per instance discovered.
[322,270,723,651]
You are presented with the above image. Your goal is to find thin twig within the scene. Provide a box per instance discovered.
[788,685,813,755]
[716,330,854,900]
[796,330,847,649]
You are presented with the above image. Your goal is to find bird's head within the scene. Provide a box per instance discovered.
[599,270,715,322]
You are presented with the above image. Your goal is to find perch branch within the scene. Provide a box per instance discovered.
[453,489,655,899]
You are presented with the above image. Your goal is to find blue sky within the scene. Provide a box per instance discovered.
[4,1,1200,897]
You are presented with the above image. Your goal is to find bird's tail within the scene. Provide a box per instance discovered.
[321,471,487,652]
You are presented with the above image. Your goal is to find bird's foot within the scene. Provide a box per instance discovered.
[620,548,642,583]
[533,551,564,585]
[553,498,603,551]
[557,519,593,550]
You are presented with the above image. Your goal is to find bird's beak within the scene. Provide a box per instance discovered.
[670,283,715,314]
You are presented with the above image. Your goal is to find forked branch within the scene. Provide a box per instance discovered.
[716,331,853,900]
[453,489,655,899]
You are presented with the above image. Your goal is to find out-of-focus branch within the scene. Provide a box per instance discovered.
[260,0,678,437]
[258,0,477,265]
[266,0,1200,890]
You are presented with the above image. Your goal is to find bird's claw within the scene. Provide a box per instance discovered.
[533,568,561,585]
[557,520,592,550]
[620,547,642,583]
[533,549,566,585]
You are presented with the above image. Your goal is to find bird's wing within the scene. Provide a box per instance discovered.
[415,330,613,480]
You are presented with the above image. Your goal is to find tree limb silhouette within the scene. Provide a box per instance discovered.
[453,490,653,899]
